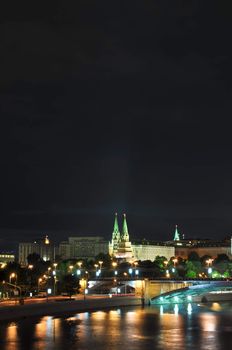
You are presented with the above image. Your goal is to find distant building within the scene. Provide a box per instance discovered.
[18,235,54,266]
[109,213,174,261]
[59,241,72,260]
[174,240,232,259]
[166,226,232,259]
[58,236,109,260]
[0,253,15,264]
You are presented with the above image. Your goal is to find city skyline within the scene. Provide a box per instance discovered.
[1,215,231,252]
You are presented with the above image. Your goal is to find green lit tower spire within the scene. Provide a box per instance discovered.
[173,224,180,241]
[112,213,120,241]
[121,213,130,242]
[110,213,120,255]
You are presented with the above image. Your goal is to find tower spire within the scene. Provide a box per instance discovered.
[173,224,180,241]
[112,212,120,240]
[121,213,129,242]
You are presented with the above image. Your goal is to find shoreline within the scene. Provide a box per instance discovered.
[0,296,142,322]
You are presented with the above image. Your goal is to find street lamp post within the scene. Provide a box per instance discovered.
[98,261,103,271]
[123,272,128,294]
[76,261,82,277]
[53,263,58,295]
[94,264,99,276]
[28,265,33,289]
[173,258,178,266]
[84,271,89,300]
[112,262,117,277]
[38,278,42,293]
[206,259,214,277]
[9,273,17,284]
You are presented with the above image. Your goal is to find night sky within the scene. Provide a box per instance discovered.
[1,1,232,249]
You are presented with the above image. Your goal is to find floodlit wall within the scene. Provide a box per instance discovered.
[132,244,175,261]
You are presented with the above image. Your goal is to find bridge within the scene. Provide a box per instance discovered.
[89,278,232,305]
[150,281,232,305]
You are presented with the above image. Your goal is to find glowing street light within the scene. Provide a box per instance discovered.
[173,258,178,266]
[38,277,42,292]
[98,261,103,270]
[112,262,117,276]
[76,261,82,276]
[9,273,17,284]
[206,259,213,267]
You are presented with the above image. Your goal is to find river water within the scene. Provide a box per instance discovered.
[1,302,232,350]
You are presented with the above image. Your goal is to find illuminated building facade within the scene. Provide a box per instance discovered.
[109,214,174,261]
[0,253,15,264]
[18,235,54,266]
[132,243,175,261]
[58,236,109,260]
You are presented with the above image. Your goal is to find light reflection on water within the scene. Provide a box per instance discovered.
[1,303,232,350]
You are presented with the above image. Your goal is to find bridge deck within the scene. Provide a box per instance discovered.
[150,281,232,304]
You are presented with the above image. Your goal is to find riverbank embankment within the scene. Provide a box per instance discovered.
[0,296,142,321]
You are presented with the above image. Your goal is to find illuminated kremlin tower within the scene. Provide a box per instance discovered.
[109,213,121,256]
[173,225,180,241]
[109,213,133,260]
